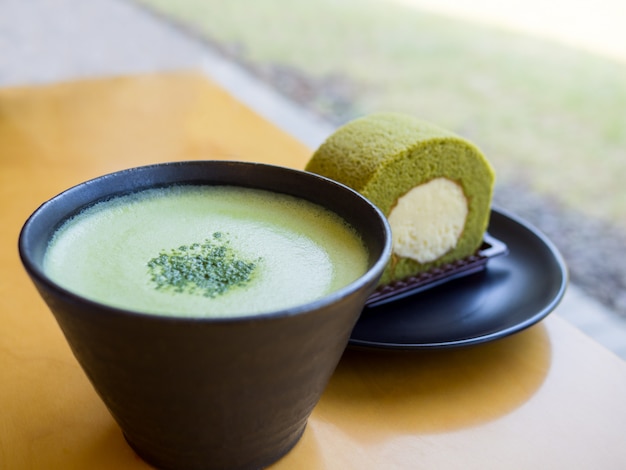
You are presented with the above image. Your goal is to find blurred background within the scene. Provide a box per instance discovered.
[136,0,626,216]
[2,0,626,343]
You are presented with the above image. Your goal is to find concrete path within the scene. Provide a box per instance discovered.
[2,0,626,359]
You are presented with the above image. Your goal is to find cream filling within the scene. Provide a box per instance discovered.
[387,177,468,263]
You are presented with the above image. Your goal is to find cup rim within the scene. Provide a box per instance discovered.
[19,160,392,324]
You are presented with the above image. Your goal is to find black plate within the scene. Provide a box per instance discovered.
[349,207,568,349]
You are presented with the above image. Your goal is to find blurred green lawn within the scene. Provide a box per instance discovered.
[139,0,626,227]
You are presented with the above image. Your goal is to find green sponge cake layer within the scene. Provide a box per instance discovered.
[306,112,495,285]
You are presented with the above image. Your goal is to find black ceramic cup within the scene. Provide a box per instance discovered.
[19,161,392,470]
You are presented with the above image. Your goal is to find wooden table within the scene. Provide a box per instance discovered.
[2,72,626,469]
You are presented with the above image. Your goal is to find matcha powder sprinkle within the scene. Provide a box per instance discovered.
[147,232,258,298]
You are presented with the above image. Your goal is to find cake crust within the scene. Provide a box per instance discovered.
[306,112,495,284]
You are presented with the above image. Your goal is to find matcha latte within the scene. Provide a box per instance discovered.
[43,185,369,318]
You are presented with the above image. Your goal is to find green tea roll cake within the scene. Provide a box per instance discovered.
[306,112,495,285]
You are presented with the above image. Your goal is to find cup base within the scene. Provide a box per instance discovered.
[123,422,307,470]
